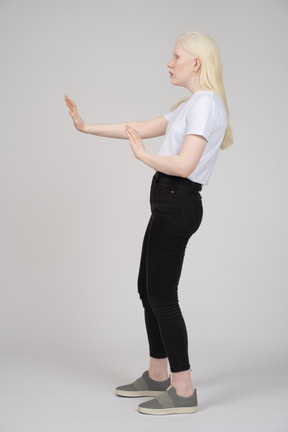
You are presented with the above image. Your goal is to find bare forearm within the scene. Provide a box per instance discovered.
[140,152,190,178]
[83,121,146,139]
[65,96,164,140]
[125,125,206,179]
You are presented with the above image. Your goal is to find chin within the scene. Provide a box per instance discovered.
[171,78,183,87]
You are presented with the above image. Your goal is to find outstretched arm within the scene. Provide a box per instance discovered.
[65,95,168,139]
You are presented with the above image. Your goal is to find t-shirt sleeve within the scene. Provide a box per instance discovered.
[186,95,220,141]
[163,111,174,122]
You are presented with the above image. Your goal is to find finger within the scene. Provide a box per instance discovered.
[65,96,72,106]
[131,127,140,139]
[66,97,76,110]
[125,127,134,138]
[127,134,135,144]
[65,95,74,105]
[127,127,138,140]
[127,125,136,134]
[66,100,74,110]
[126,126,139,144]
[127,135,136,147]
[125,131,134,143]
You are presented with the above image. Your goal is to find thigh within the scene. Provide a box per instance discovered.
[137,215,153,303]
[146,188,186,304]
[146,212,188,306]
[147,180,203,303]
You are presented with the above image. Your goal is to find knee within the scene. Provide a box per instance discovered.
[139,296,150,310]
[147,292,180,319]
[138,289,164,314]
[138,286,150,309]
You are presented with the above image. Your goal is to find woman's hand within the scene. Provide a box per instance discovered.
[125,125,147,160]
[65,95,86,132]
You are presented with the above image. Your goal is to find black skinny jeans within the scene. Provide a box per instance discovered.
[138,171,203,373]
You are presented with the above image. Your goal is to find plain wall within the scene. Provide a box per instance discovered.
[0,0,287,376]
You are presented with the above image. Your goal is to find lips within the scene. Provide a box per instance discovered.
[169,72,174,77]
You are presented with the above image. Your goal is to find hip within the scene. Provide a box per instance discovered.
[149,171,203,237]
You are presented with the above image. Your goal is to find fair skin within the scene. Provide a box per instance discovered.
[65,41,207,397]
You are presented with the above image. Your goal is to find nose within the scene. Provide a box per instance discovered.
[167,59,174,68]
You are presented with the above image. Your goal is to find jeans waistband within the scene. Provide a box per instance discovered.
[154,171,203,192]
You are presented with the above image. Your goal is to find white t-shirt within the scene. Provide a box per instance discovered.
[160,90,227,185]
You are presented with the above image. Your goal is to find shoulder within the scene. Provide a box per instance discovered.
[188,91,225,116]
[189,91,220,105]
[184,91,227,131]
[185,92,214,113]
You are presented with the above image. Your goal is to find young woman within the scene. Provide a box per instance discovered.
[65,30,233,415]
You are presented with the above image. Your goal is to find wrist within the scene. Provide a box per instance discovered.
[82,123,89,134]
[138,149,148,161]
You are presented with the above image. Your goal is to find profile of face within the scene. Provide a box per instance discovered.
[167,42,200,89]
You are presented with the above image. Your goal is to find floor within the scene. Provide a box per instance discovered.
[0,351,287,432]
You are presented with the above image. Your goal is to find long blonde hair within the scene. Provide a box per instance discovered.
[170,31,233,149]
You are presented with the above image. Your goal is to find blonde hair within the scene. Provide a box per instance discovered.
[170,31,233,149]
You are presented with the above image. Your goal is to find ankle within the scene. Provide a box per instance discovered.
[148,357,169,381]
[173,383,194,398]
[148,369,169,382]
[171,369,194,397]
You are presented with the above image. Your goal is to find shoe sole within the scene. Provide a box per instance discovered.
[115,389,164,397]
[138,406,198,415]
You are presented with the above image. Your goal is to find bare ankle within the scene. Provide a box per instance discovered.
[148,370,169,382]
[171,369,194,397]
[173,383,194,397]
[148,357,169,381]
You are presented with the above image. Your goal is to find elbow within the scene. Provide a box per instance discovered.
[175,155,197,178]
[178,165,196,179]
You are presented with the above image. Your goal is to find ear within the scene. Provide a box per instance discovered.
[193,57,202,72]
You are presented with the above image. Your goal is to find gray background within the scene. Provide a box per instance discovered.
[0,0,287,431]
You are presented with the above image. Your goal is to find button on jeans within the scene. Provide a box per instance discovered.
[137,171,203,373]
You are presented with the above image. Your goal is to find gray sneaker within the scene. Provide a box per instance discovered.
[138,385,198,415]
[115,370,171,397]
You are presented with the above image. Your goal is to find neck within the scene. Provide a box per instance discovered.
[187,82,204,94]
